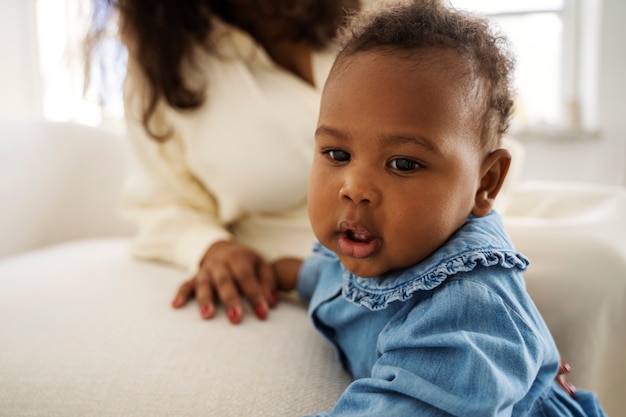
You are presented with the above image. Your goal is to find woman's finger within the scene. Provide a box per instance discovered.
[258,260,278,307]
[230,259,269,320]
[556,360,576,397]
[195,268,216,319]
[172,277,196,308]
[211,264,244,324]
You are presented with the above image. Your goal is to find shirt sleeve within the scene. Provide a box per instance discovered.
[297,254,324,302]
[120,62,232,273]
[307,278,545,417]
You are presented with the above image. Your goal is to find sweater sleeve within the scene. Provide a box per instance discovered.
[119,63,232,273]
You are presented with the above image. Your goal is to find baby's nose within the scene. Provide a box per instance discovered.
[338,168,380,205]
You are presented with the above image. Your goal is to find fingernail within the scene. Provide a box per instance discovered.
[567,381,577,397]
[269,290,279,306]
[200,304,214,319]
[254,304,268,320]
[227,306,241,324]
[562,361,572,374]
[172,296,183,308]
[266,289,278,306]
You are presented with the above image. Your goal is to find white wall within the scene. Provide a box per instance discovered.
[1,0,624,186]
[0,0,42,121]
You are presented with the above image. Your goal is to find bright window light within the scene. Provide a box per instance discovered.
[35,0,123,127]
[35,0,593,137]
[450,0,574,135]
[451,0,563,14]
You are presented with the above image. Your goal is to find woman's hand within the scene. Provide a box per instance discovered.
[556,360,577,397]
[172,241,278,324]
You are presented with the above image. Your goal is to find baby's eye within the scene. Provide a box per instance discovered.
[388,158,419,171]
[324,149,351,162]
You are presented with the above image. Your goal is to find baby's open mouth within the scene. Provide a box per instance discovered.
[345,229,374,243]
[338,222,380,258]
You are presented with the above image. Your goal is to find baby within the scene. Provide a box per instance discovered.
[272,0,608,416]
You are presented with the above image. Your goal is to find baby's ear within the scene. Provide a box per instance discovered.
[471,148,512,217]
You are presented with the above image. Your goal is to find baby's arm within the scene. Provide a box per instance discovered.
[270,257,303,292]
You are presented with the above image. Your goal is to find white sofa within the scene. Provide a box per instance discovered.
[0,121,624,416]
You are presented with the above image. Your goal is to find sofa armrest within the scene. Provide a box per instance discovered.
[502,180,626,414]
[0,120,135,258]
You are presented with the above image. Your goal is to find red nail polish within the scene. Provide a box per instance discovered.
[200,304,213,318]
[269,290,279,306]
[227,307,241,323]
[254,304,268,320]
[561,361,572,374]
[567,382,577,397]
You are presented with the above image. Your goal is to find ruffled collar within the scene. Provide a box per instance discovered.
[314,211,529,311]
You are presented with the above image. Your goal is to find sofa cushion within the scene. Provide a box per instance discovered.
[0,238,351,416]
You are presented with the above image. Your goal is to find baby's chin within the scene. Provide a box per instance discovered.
[338,252,427,279]
[338,256,391,279]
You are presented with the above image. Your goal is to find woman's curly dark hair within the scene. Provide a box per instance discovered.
[86,0,360,141]
[335,0,516,149]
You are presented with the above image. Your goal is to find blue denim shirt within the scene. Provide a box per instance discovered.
[297,212,606,417]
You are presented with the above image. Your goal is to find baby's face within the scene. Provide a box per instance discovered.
[309,49,487,277]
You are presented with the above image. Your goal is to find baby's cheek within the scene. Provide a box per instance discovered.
[307,195,330,240]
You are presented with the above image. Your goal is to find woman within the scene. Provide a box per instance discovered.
[87,0,361,323]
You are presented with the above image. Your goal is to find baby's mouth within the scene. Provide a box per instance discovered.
[338,222,381,258]
[346,229,372,242]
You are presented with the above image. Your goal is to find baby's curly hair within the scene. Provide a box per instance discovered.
[335,0,516,149]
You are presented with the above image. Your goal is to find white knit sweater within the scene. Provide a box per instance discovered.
[121,19,336,272]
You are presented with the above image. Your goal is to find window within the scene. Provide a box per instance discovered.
[450,0,600,138]
[35,0,599,138]
[35,0,124,128]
